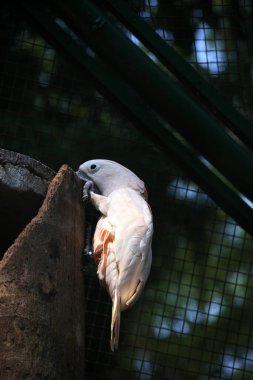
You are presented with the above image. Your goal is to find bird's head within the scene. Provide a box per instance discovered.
[76,159,146,197]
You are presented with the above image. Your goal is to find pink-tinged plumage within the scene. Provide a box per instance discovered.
[78,160,153,351]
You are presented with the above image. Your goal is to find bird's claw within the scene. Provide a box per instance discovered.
[82,180,94,202]
[84,247,93,257]
[83,223,93,270]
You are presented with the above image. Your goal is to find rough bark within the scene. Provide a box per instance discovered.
[0,149,85,379]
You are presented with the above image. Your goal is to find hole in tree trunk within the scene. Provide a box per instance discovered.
[0,183,44,259]
[0,148,55,260]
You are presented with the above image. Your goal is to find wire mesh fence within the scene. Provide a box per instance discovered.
[1,0,253,379]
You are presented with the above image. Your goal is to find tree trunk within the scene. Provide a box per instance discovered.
[0,149,85,379]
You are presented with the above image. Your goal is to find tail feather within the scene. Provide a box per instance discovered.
[110,285,121,351]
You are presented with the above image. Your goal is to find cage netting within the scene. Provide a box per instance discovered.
[0,1,253,379]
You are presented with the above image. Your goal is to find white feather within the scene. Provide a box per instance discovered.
[78,159,153,351]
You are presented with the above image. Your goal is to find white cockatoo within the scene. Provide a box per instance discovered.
[77,159,153,351]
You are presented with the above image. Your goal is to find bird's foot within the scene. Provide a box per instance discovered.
[82,180,94,202]
[83,223,94,270]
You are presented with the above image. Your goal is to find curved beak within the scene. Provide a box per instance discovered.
[76,170,100,194]
[76,170,91,182]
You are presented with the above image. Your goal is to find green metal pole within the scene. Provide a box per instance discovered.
[45,0,253,203]
[16,0,253,236]
[99,0,253,151]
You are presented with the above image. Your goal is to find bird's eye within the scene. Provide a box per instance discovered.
[89,163,100,173]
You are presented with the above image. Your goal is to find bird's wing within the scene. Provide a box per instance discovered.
[93,215,120,351]
[117,205,153,308]
[93,216,118,294]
